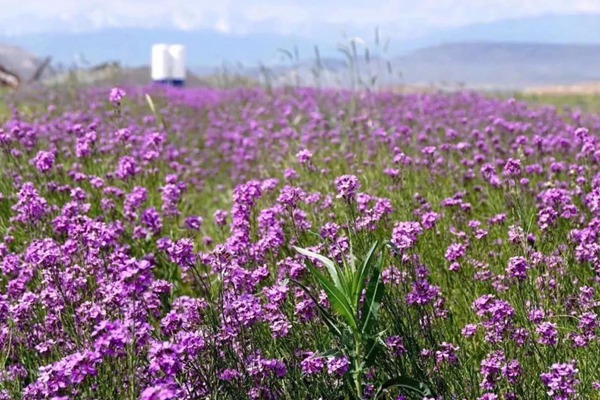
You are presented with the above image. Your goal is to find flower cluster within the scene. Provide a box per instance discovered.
[0,87,598,399]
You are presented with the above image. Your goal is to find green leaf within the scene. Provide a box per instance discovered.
[305,262,359,332]
[375,376,434,399]
[291,279,342,337]
[294,246,359,331]
[360,254,385,336]
[363,336,384,367]
[342,243,356,285]
[353,241,379,310]
[294,246,345,292]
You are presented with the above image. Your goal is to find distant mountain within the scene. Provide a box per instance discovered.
[2,13,600,67]
[395,42,600,89]
[403,14,600,52]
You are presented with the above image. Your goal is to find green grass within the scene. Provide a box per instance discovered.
[0,88,10,120]
[514,92,600,113]
[0,87,599,398]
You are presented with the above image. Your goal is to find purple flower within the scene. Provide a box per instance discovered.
[148,341,183,376]
[503,158,522,176]
[480,350,505,391]
[277,185,305,208]
[12,182,48,224]
[386,336,407,356]
[472,294,515,343]
[537,322,559,346]
[140,385,179,400]
[334,175,361,200]
[142,207,163,234]
[422,146,436,155]
[538,207,558,230]
[326,356,350,376]
[167,239,196,271]
[382,266,406,286]
[124,186,148,220]
[462,324,478,338]
[529,308,546,324]
[421,212,440,229]
[506,256,529,281]
[391,221,423,251]
[32,150,55,173]
[214,209,228,227]
[320,222,340,240]
[296,149,313,164]
[284,168,298,180]
[435,342,460,367]
[161,182,185,217]
[225,293,263,327]
[301,353,325,375]
[508,225,525,244]
[406,278,442,307]
[488,213,507,225]
[445,243,467,262]
[262,358,287,378]
[92,319,131,356]
[504,359,522,385]
[185,216,203,231]
[109,87,126,105]
[578,312,598,334]
[115,156,139,180]
[384,168,400,178]
[220,368,242,381]
[541,361,579,399]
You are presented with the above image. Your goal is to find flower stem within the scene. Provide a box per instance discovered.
[354,334,363,399]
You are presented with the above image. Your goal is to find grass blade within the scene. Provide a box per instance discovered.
[364,336,384,366]
[291,279,342,337]
[360,254,384,336]
[145,93,156,115]
[375,376,434,399]
[353,241,379,309]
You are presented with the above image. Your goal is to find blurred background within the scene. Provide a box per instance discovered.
[2,0,600,97]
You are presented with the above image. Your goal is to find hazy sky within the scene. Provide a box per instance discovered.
[1,0,600,36]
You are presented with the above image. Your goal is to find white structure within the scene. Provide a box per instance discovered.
[151,44,170,82]
[168,44,186,85]
[151,43,186,86]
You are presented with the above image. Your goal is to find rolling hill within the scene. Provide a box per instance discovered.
[394,42,600,89]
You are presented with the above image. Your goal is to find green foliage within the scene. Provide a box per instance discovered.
[294,241,432,399]
[0,88,11,120]
[3,87,600,398]
[513,92,600,113]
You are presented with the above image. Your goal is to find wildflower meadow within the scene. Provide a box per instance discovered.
[0,86,599,399]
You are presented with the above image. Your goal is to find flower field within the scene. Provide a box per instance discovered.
[1,86,600,399]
